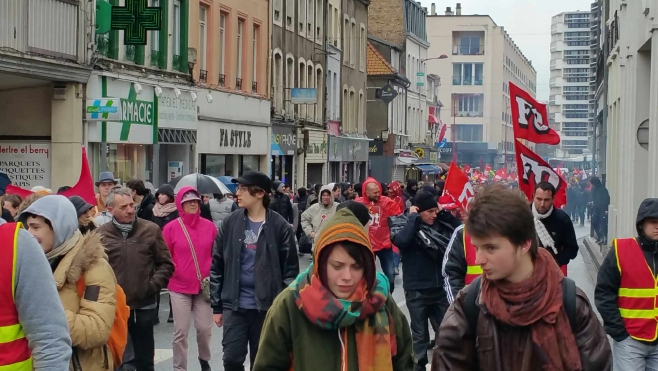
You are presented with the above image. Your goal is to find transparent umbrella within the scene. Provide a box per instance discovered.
[170,173,223,195]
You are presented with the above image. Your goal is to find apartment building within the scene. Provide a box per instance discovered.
[328,0,370,183]
[0,0,93,190]
[548,10,593,156]
[425,3,537,168]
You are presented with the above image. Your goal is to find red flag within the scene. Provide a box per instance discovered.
[496,168,507,178]
[463,164,471,174]
[514,139,566,208]
[443,162,475,210]
[5,147,96,205]
[509,82,561,145]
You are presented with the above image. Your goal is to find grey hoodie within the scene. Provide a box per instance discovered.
[18,195,78,249]
[0,217,73,369]
[301,184,338,243]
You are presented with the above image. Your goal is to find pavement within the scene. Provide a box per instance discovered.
[153,220,601,371]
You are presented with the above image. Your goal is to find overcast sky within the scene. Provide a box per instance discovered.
[418,0,593,101]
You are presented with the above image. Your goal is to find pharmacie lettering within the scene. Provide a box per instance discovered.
[122,100,153,123]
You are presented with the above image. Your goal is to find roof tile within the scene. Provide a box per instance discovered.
[367,42,396,76]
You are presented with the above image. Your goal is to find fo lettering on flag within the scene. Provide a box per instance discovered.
[509,82,561,145]
[514,139,566,208]
[443,162,474,210]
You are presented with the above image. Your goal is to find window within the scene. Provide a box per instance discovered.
[307,0,313,39]
[350,89,356,132]
[328,5,333,44]
[298,59,306,118]
[333,72,338,119]
[286,0,294,29]
[273,0,282,25]
[351,19,356,68]
[307,63,314,119]
[358,90,364,131]
[459,36,481,55]
[219,13,227,84]
[452,94,484,117]
[343,17,349,64]
[315,0,322,42]
[253,24,259,93]
[316,66,323,123]
[273,51,283,112]
[149,0,159,67]
[454,125,483,141]
[199,6,208,78]
[298,0,306,35]
[474,63,483,85]
[343,87,348,126]
[359,24,366,72]
[237,19,244,89]
[286,55,295,113]
[452,63,484,85]
[334,8,340,48]
[173,0,181,61]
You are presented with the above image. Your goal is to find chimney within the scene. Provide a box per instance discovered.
[431,3,436,15]
[456,3,462,15]
[445,6,453,15]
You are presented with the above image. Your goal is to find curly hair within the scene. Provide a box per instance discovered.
[17,193,46,216]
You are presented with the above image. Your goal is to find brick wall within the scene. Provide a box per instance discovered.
[367,0,405,47]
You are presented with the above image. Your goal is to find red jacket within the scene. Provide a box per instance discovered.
[356,177,402,252]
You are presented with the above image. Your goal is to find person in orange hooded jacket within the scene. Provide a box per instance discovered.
[356,177,402,292]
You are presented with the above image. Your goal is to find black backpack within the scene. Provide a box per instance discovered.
[464,276,578,333]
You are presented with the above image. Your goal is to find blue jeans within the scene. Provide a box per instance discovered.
[375,247,395,293]
[613,337,658,371]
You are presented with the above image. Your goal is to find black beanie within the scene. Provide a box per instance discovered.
[421,185,438,197]
[414,192,438,213]
[336,201,370,226]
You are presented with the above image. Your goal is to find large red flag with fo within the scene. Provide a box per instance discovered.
[443,162,475,210]
[509,82,561,145]
[514,139,566,208]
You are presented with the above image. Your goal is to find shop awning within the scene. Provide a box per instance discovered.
[415,164,443,175]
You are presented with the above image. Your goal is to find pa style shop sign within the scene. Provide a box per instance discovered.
[218,128,252,148]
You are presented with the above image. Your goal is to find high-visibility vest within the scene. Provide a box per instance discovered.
[615,237,658,342]
[0,222,33,370]
[464,227,483,284]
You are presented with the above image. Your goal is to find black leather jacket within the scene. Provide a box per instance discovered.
[210,208,299,314]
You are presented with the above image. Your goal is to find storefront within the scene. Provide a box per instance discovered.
[155,87,198,185]
[196,88,271,179]
[86,75,156,184]
[328,136,369,183]
[439,142,498,168]
[0,142,52,189]
[368,140,394,184]
[299,128,327,187]
[271,124,298,187]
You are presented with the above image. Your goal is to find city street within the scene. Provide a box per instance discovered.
[154,221,600,371]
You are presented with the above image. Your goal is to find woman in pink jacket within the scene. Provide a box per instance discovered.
[163,186,218,371]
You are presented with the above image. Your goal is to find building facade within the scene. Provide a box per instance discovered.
[272,0,327,189]
[0,0,93,190]
[426,4,537,168]
[549,10,593,157]
[603,0,658,242]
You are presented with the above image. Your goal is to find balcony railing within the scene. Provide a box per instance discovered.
[150,50,160,67]
[125,45,136,62]
[452,44,485,56]
[452,76,483,86]
[173,54,183,71]
[236,78,243,90]
[452,111,484,118]
[218,74,225,87]
[252,81,258,93]
[200,70,207,83]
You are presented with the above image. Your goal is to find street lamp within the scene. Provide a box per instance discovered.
[421,54,448,62]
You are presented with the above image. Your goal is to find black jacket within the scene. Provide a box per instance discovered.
[136,191,156,221]
[591,180,610,213]
[595,198,658,344]
[294,194,308,214]
[536,207,579,266]
[210,208,299,314]
[270,192,294,224]
[152,209,179,230]
[391,211,460,291]
[442,224,467,303]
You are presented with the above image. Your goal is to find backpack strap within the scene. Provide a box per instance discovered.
[464,275,482,334]
[562,277,577,333]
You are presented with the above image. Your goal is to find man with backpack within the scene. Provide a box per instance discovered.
[433,184,611,371]
[595,198,658,369]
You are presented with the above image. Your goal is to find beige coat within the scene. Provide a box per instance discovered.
[301,192,337,246]
[53,232,117,371]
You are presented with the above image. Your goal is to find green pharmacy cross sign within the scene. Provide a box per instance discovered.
[107,0,161,45]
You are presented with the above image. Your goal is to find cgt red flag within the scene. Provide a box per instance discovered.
[514,139,566,208]
[6,147,96,205]
[509,82,561,145]
[443,162,475,210]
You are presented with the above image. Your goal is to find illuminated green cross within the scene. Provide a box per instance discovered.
[111,0,161,45]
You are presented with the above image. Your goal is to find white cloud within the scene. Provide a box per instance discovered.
[418,0,593,100]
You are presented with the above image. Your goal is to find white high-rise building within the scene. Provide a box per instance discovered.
[549,11,593,156]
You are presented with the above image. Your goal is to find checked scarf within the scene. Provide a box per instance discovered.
[289,264,397,371]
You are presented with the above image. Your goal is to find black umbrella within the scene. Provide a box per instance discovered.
[169,173,222,195]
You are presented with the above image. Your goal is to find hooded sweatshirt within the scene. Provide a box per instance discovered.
[163,186,218,295]
[301,185,338,242]
[19,195,79,258]
[356,177,402,252]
